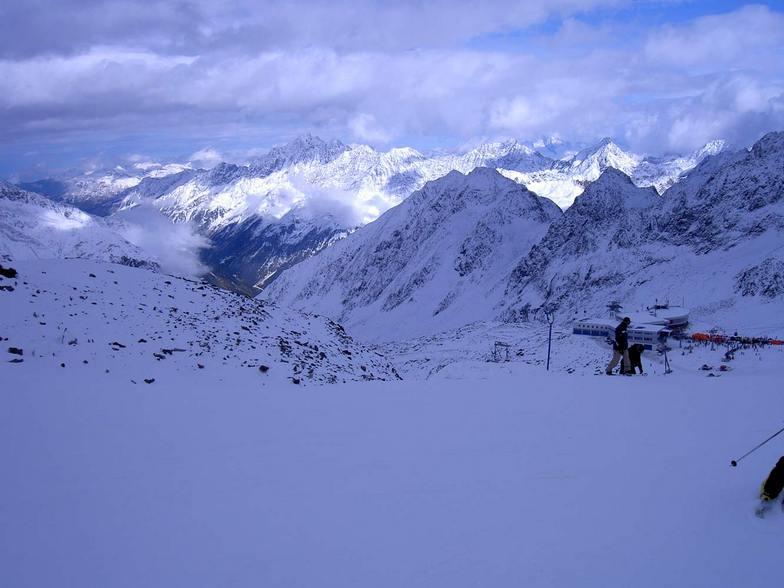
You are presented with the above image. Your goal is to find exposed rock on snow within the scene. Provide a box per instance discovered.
[0,258,400,384]
[735,257,784,299]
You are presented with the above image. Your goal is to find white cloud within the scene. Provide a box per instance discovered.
[189,147,223,169]
[1,2,783,167]
[348,113,391,144]
[117,204,209,278]
[644,5,784,70]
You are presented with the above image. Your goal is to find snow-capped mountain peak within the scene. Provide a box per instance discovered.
[262,168,561,341]
[566,168,659,222]
[569,138,641,177]
[250,134,349,175]
[695,139,728,159]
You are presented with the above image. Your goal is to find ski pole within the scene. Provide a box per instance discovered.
[731,424,784,467]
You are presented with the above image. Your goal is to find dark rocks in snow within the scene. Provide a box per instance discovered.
[735,258,784,299]
[161,348,186,355]
[0,265,18,279]
[144,378,155,384]
[0,257,398,385]
[0,285,14,292]
[8,358,23,363]
[7,347,23,356]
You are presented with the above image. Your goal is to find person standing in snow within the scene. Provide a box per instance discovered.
[606,317,631,375]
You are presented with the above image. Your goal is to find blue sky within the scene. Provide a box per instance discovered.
[1,0,783,179]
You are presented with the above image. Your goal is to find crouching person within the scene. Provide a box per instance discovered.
[757,456,784,517]
[606,317,631,375]
[628,343,645,375]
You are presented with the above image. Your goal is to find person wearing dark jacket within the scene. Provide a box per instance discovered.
[606,317,631,375]
[757,456,784,516]
[761,456,784,501]
[627,343,645,374]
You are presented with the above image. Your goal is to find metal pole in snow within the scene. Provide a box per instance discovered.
[545,311,555,371]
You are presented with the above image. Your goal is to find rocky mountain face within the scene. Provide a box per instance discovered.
[501,169,665,320]
[259,132,783,342]
[201,211,351,293]
[501,132,784,325]
[262,168,561,341]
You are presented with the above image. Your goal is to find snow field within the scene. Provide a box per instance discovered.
[1,363,782,587]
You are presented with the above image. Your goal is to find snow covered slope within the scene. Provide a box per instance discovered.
[0,258,399,384]
[2,347,783,587]
[502,132,784,328]
[263,168,561,341]
[0,182,157,268]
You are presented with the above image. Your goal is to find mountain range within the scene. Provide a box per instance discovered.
[3,129,784,347]
[15,134,728,293]
[262,132,784,342]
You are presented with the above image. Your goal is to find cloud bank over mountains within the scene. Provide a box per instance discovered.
[1,1,783,176]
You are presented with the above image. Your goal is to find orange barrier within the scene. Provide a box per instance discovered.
[691,332,783,346]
